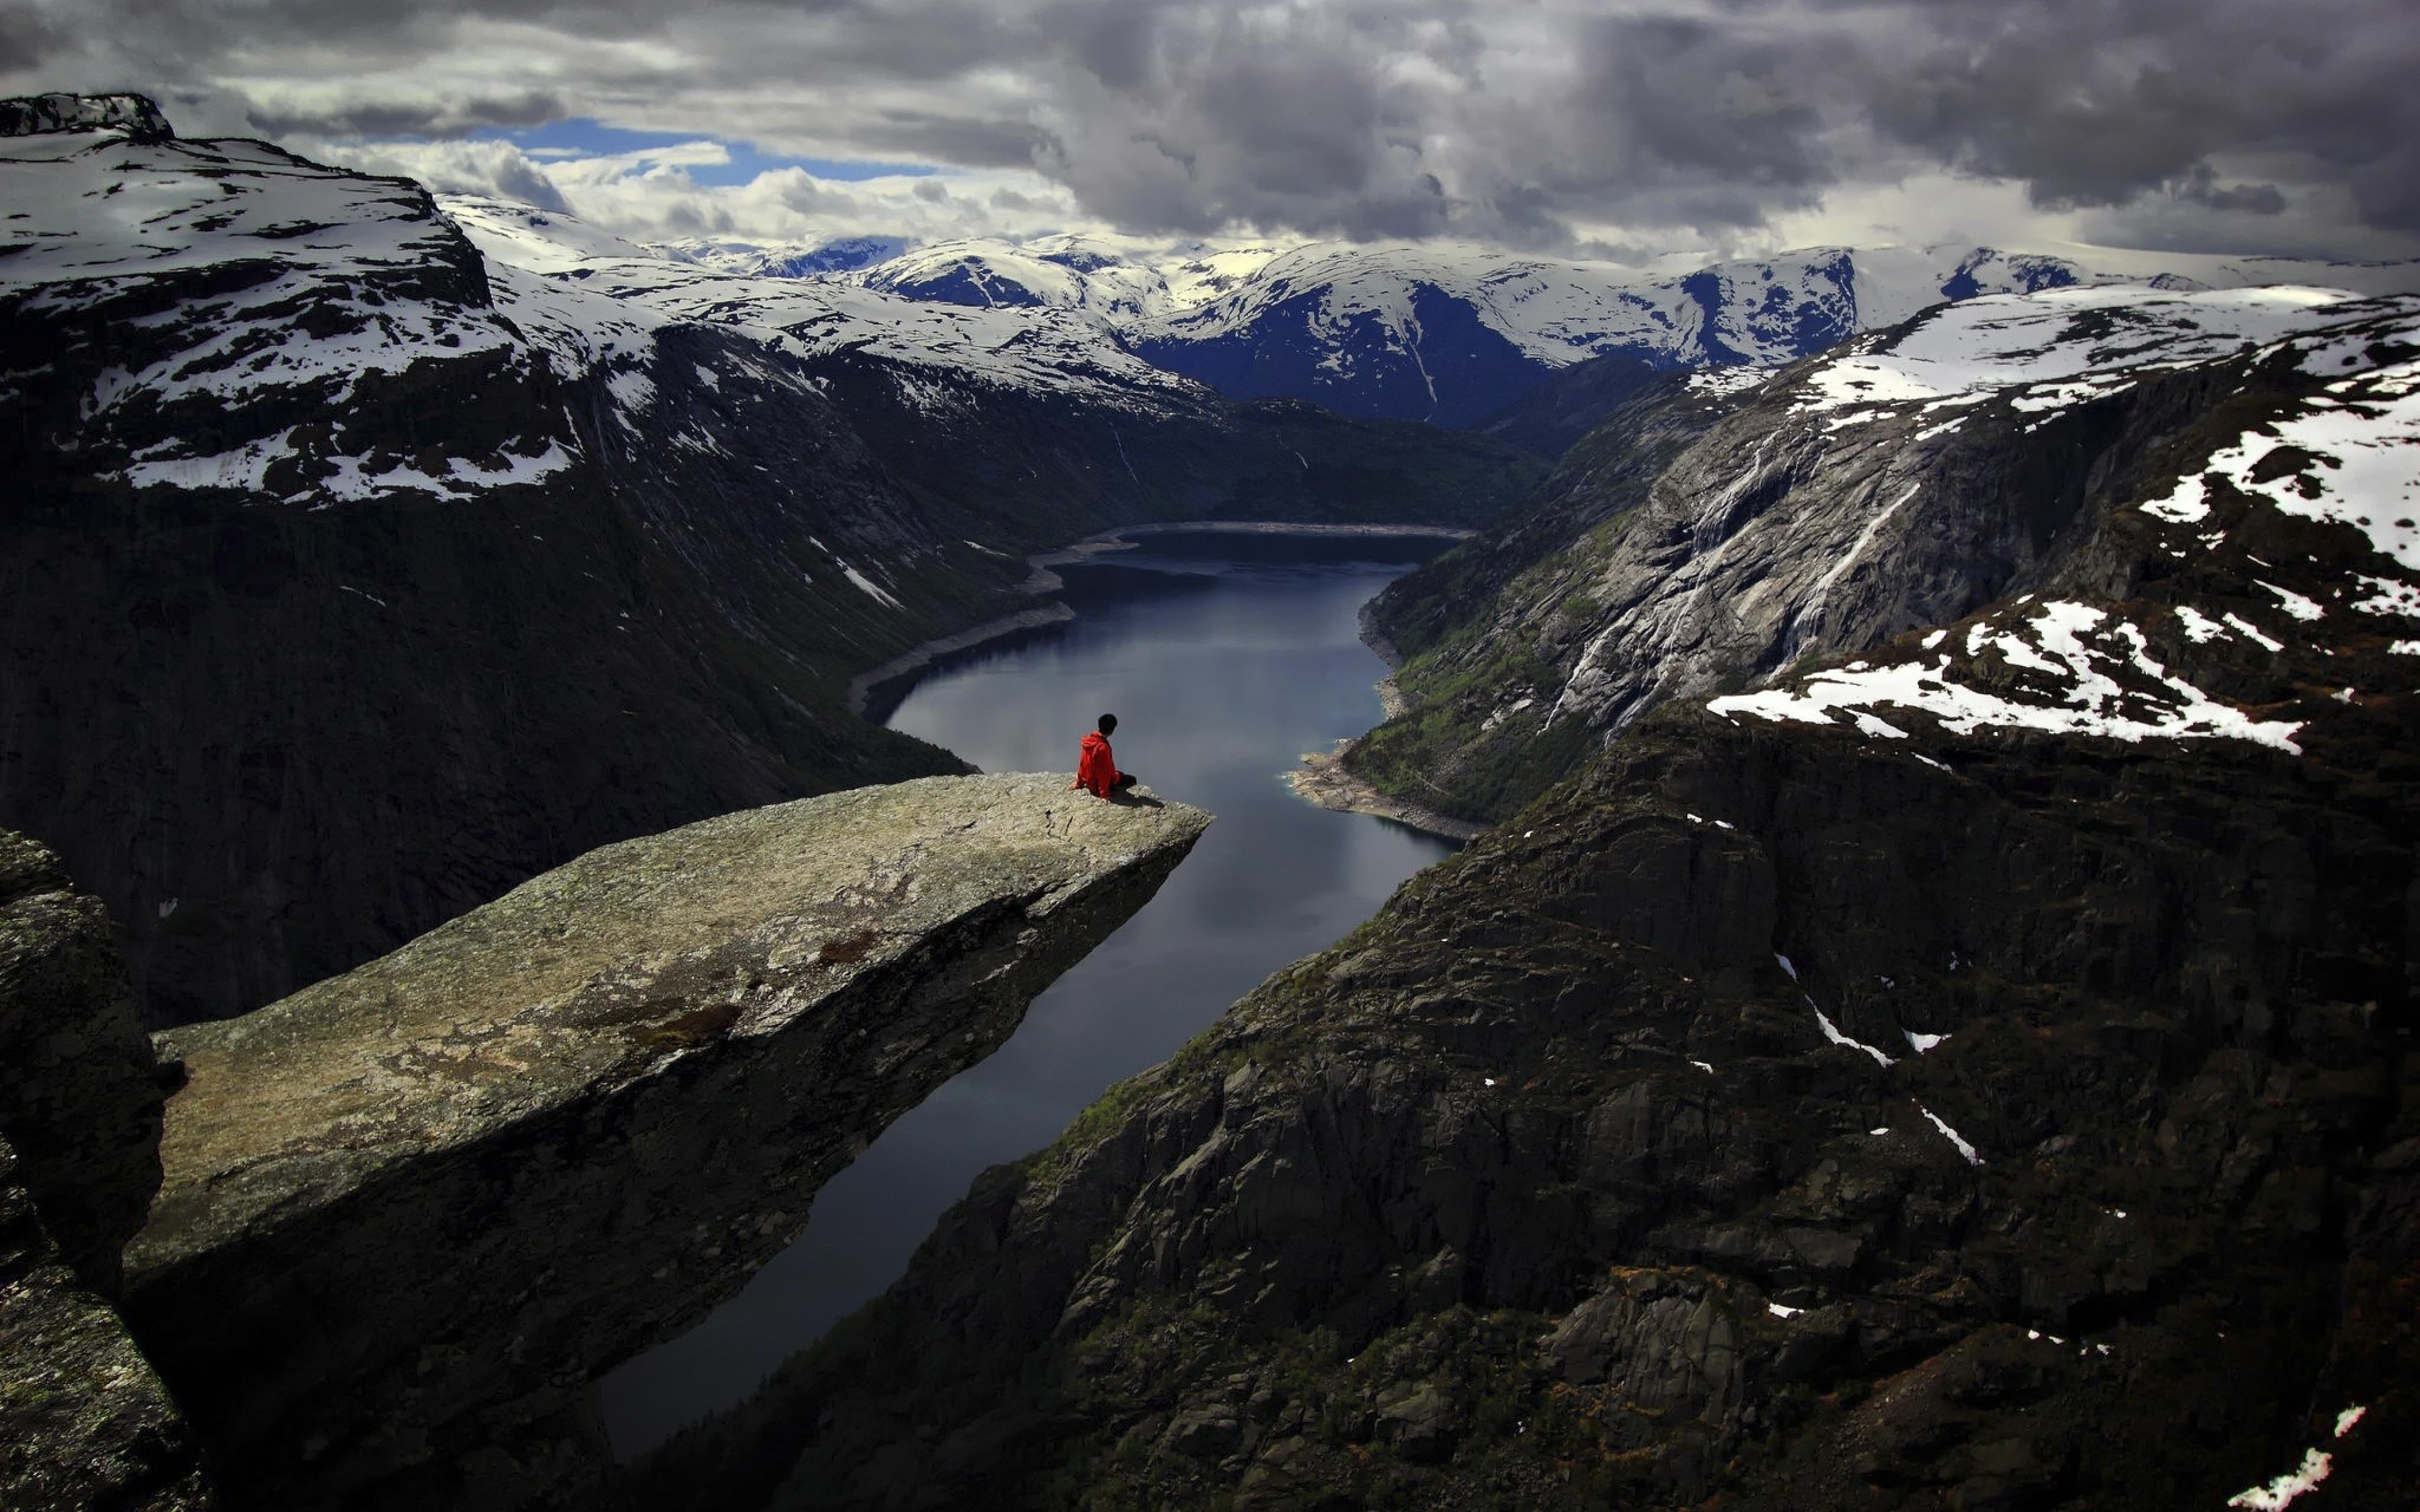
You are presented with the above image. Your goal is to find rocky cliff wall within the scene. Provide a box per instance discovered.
[1350,288,2420,825]
[116,775,1209,1511]
[657,704,2414,1512]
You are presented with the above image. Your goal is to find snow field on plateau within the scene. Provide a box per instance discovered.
[1711,289,2420,758]
[1788,285,2357,430]
[443,197,1202,411]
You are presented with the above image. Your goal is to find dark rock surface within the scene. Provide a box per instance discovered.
[120,775,1208,1511]
[652,705,2416,1512]
[0,828,164,1295]
[0,1132,214,1512]
[0,91,171,142]
[638,285,2420,1511]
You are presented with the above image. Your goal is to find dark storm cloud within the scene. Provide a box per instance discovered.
[1861,0,2420,222]
[244,89,567,140]
[2170,165,2286,217]
[25,0,2420,252]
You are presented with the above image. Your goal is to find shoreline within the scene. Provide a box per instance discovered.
[1286,739,1485,844]
[1021,519,1472,593]
[863,519,1471,707]
[846,604,1077,718]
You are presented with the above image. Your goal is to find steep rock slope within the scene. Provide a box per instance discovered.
[1352,285,2420,823]
[124,775,1208,1512]
[1,101,1535,1026]
[638,285,2419,1512]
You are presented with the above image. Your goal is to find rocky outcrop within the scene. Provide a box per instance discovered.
[0,830,164,1296]
[0,830,209,1509]
[0,92,171,142]
[118,775,1209,1511]
[1,1133,213,1512]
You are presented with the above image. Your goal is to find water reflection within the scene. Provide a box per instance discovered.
[599,533,1459,1455]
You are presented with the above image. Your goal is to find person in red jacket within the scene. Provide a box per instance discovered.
[1071,713,1138,799]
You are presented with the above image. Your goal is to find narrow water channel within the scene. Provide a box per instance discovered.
[599,530,1462,1455]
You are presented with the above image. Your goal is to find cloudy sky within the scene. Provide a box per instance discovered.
[11,0,2417,263]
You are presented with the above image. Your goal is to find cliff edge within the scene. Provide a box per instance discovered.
[120,774,1209,1510]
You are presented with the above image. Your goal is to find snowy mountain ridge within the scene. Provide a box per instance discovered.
[511,212,2420,431]
[441,198,1203,410]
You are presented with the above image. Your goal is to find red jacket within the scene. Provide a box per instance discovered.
[1075,731,1121,798]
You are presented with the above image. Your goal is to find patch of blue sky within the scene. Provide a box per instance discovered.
[466,118,937,185]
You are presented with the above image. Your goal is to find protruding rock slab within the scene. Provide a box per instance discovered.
[122,774,1209,1510]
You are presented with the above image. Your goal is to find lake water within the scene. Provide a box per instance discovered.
[599,531,1461,1455]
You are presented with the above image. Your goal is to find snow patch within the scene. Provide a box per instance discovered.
[1710,602,2304,754]
[838,562,902,610]
[1920,1106,1983,1165]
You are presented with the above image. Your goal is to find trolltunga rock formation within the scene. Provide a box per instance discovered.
[120,774,1209,1511]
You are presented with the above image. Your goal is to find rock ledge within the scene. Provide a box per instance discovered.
[124,774,1209,1509]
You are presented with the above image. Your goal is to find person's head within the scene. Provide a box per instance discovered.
[1097,713,1118,735]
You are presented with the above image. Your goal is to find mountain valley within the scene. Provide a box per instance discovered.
[2,84,2417,1512]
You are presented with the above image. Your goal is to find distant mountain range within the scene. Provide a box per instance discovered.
[600,224,2420,436]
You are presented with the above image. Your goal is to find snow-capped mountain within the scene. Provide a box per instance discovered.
[841,234,1289,325]
[851,234,1177,321]
[652,234,909,278]
[623,224,2416,435]
[1353,280,2420,819]
[1124,242,2420,430]
[444,198,1202,411]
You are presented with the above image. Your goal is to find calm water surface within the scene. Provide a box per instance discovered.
[600,533,1460,1455]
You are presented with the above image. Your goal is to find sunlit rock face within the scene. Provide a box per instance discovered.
[122,774,1209,1511]
[1351,285,2420,825]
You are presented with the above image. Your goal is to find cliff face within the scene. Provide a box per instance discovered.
[647,285,2420,1511]
[666,685,2415,1512]
[117,775,1209,1511]
[1351,286,2420,824]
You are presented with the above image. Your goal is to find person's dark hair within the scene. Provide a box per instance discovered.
[1097,713,1118,735]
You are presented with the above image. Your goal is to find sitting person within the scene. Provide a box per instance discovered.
[1071,713,1138,799]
